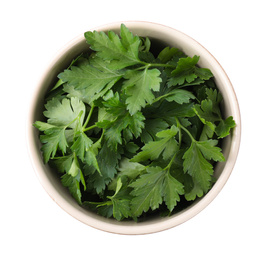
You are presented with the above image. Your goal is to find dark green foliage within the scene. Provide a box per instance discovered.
[34,24,235,221]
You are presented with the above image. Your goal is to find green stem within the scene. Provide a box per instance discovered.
[83,124,99,132]
[92,128,105,145]
[85,201,113,207]
[149,63,175,68]
[178,123,182,147]
[151,91,174,105]
[164,151,178,172]
[66,110,84,129]
[175,117,195,142]
[52,155,72,160]
[83,104,95,130]
[164,117,196,172]
[141,61,175,69]
[134,65,150,71]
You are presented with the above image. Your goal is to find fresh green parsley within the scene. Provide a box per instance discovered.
[34,24,236,221]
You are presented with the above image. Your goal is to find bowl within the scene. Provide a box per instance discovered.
[26,21,241,235]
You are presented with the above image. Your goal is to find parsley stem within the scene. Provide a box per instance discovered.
[175,117,195,142]
[134,64,150,71]
[151,91,175,105]
[82,103,95,130]
[164,151,178,171]
[66,110,84,128]
[141,61,175,69]
[134,62,174,72]
[149,63,175,68]
[83,124,98,132]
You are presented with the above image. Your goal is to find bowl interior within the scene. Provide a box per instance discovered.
[27,21,241,235]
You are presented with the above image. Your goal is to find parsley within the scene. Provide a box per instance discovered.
[34,24,236,221]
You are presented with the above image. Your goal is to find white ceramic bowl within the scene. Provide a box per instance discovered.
[26,21,241,235]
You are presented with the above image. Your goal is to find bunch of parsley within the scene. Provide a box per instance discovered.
[34,24,235,221]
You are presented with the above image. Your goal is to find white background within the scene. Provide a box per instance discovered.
[1,0,270,259]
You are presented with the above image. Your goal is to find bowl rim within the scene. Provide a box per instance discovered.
[26,20,241,235]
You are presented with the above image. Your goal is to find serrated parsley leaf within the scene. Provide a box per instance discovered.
[164,89,196,105]
[111,198,131,221]
[85,178,132,221]
[183,141,213,193]
[205,88,223,116]
[163,170,185,211]
[123,68,162,115]
[59,56,123,104]
[129,167,165,216]
[168,55,199,86]
[52,154,73,173]
[86,140,120,194]
[71,132,100,173]
[131,125,179,162]
[97,93,145,150]
[215,116,236,138]
[107,178,132,221]
[172,55,200,75]
[196,139,225,162]
[168,55,213,87]
[184,181,204,201]
[129,166,184,216]
[40,127,68,163]
[60,154,86,205]
[50,53,84,92]
[144,101,195,127]
[108,158,146,191]
[193,99,219,131]
[84,24,142,70]
[194,92,236,139]
[194,67,214,80]
[140,118,169,143]
[71,132,93,161]
[199,124,215,141]
[35,97,86,162]
[157,46,182,63]
[33,121,55,132]
[43,97,85,129]
[61,173,82,205]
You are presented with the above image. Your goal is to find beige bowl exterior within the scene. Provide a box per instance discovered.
[26,21,241,235]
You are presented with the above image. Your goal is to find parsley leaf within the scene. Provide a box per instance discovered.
[215,116,236,138]
[168,55,213,87]
[86,139,120,194]
[194,89,236,139]
[97,93,145,150]
[60,154,87,205]
[193,99,219,131]
[71,132,100,173]
[59,56,123,104]
[61,172,83,205]
[107,178,132,221]
[131,125,179,162]
[43,97,85,129]
[84,24,142,69]
[108,158,146,191]
[183,139,225,194]
[157,46,183,63]
[129,166,184,217]
[123,68,162,115]
[39,127,68,163]
[140,118,169,143]
[85,178,132,221]
[129,167,165,216]
[157,89,196,105]
[183,141,213,192]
